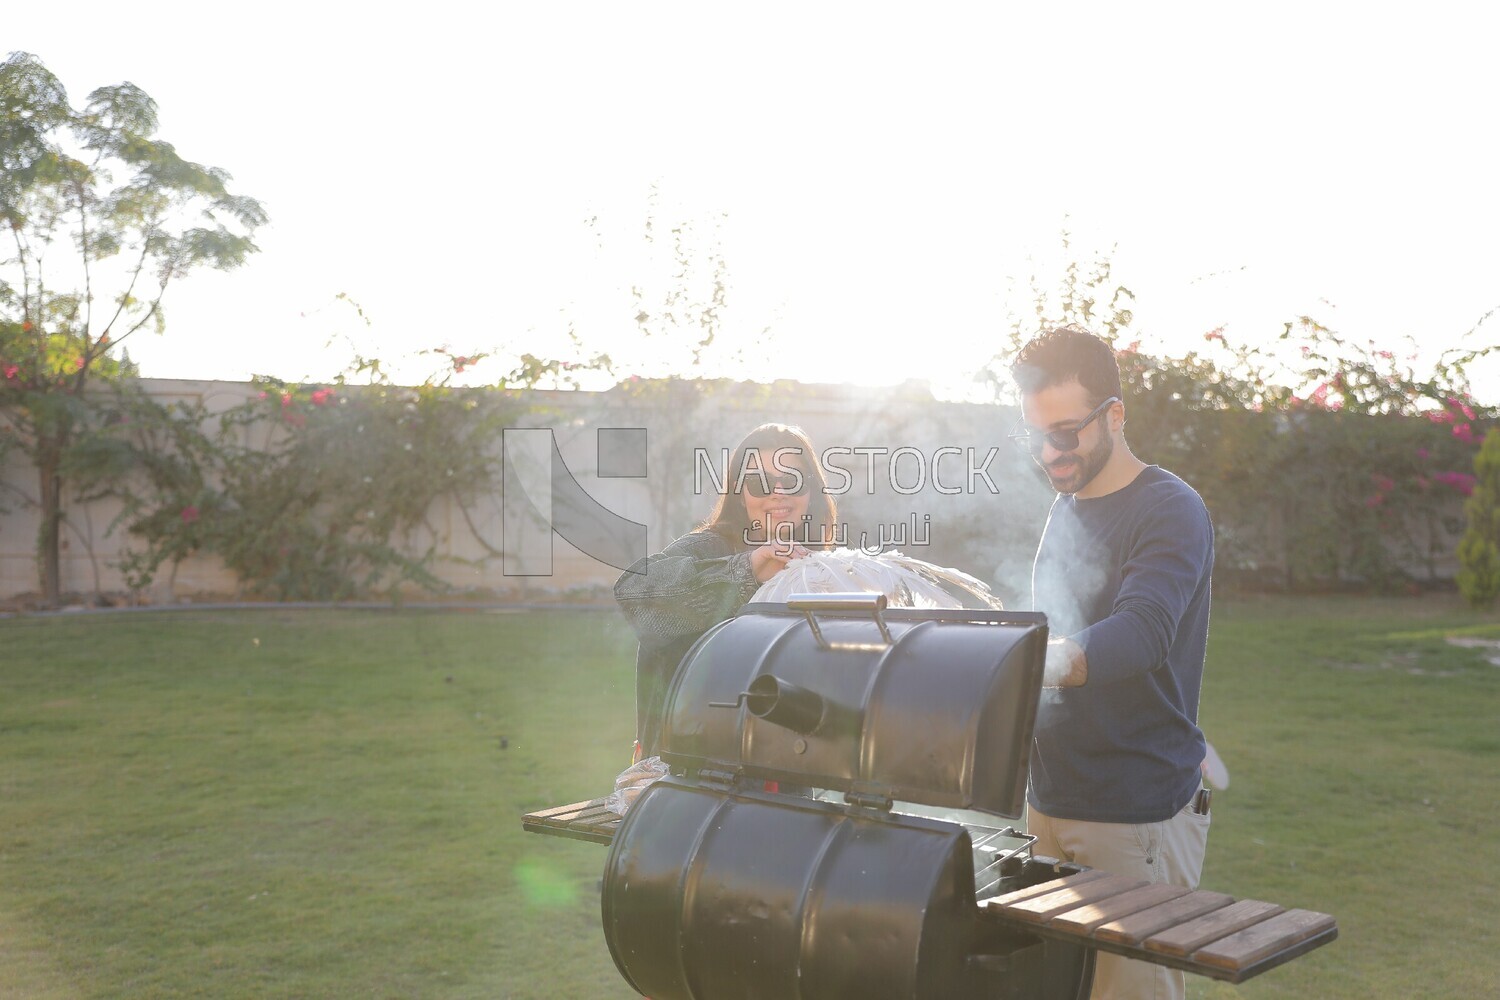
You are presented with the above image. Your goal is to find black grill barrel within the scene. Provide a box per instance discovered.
[660,604,1050,814]
[600,603,1082,1000]
[601,779,991,1000]
[530,601,1337,996]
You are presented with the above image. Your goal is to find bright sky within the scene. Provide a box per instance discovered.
[11,3,1500,402]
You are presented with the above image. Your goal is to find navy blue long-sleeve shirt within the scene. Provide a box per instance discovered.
[1029,465,1214,823]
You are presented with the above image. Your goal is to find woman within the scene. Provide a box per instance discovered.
[614,423,838,758]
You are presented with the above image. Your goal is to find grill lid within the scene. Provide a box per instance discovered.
[659,595,1049,817]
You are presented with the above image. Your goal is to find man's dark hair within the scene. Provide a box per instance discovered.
[1011,325,1124,405]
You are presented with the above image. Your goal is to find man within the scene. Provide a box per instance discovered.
[1011,326,1214,1000]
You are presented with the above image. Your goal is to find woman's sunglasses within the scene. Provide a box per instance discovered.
[1009,396,1119,456]
[739,472,810,497]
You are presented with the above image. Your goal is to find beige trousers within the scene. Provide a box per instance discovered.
[1025,801,1211,1000]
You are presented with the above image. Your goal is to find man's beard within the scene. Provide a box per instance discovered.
[1044,431,1113,495]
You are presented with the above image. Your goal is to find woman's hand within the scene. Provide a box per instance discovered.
[750,540,810,581]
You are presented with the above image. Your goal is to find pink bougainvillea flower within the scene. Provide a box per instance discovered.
[281,393,293,407]
[3,364,17,380]
[1309,383,1332,407]
[1426,410,1454,424]
[310,388,333,406]
[257,390,268,400]
[181,505,200,524]
[1434,471,1477,495]
[1416,446,1430,460]
[74,357,85,370]
[1453,423,1476,444]
[1372,475,1396,493]
[1448,397,1477,421]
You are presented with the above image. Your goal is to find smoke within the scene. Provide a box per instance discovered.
[990,550,1036,612]
[1009,497,1109,639]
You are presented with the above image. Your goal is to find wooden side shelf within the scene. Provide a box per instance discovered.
[983,875,1337,984]
[522,797,621,845]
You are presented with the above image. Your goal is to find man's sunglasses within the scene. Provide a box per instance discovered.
[739,472,810,497]
[1009,396,1120,456]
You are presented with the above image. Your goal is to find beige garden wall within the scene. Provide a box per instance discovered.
[1,379,258,603]
[0,378,1045,605]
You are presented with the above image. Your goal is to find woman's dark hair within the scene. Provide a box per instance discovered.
[700,422,839,549]
[1011,325,1124,407]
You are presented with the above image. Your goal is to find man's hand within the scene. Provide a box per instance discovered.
[750,540,810,582]
[1043,636,1088,687]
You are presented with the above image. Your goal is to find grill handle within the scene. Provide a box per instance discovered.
[786,592,894,649]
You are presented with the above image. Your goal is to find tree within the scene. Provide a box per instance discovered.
[1457,429,1500,608]
[979,230,1137,400]
[0,52,265,604]
[600,197,774,544]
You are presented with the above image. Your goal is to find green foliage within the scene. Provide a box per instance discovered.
[31,274,603,602]
[74,375,531,601]
[1117,333,1489,592]
[987,242,1494,592]
[0,51,265,603]
[1457,429,1500,608]
[0,52,264,383]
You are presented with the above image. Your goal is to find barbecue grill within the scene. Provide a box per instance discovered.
[524,595,1336,999]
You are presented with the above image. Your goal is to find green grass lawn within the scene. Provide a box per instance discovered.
[1,596,1497,998]
[1192,595,1500,1000]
